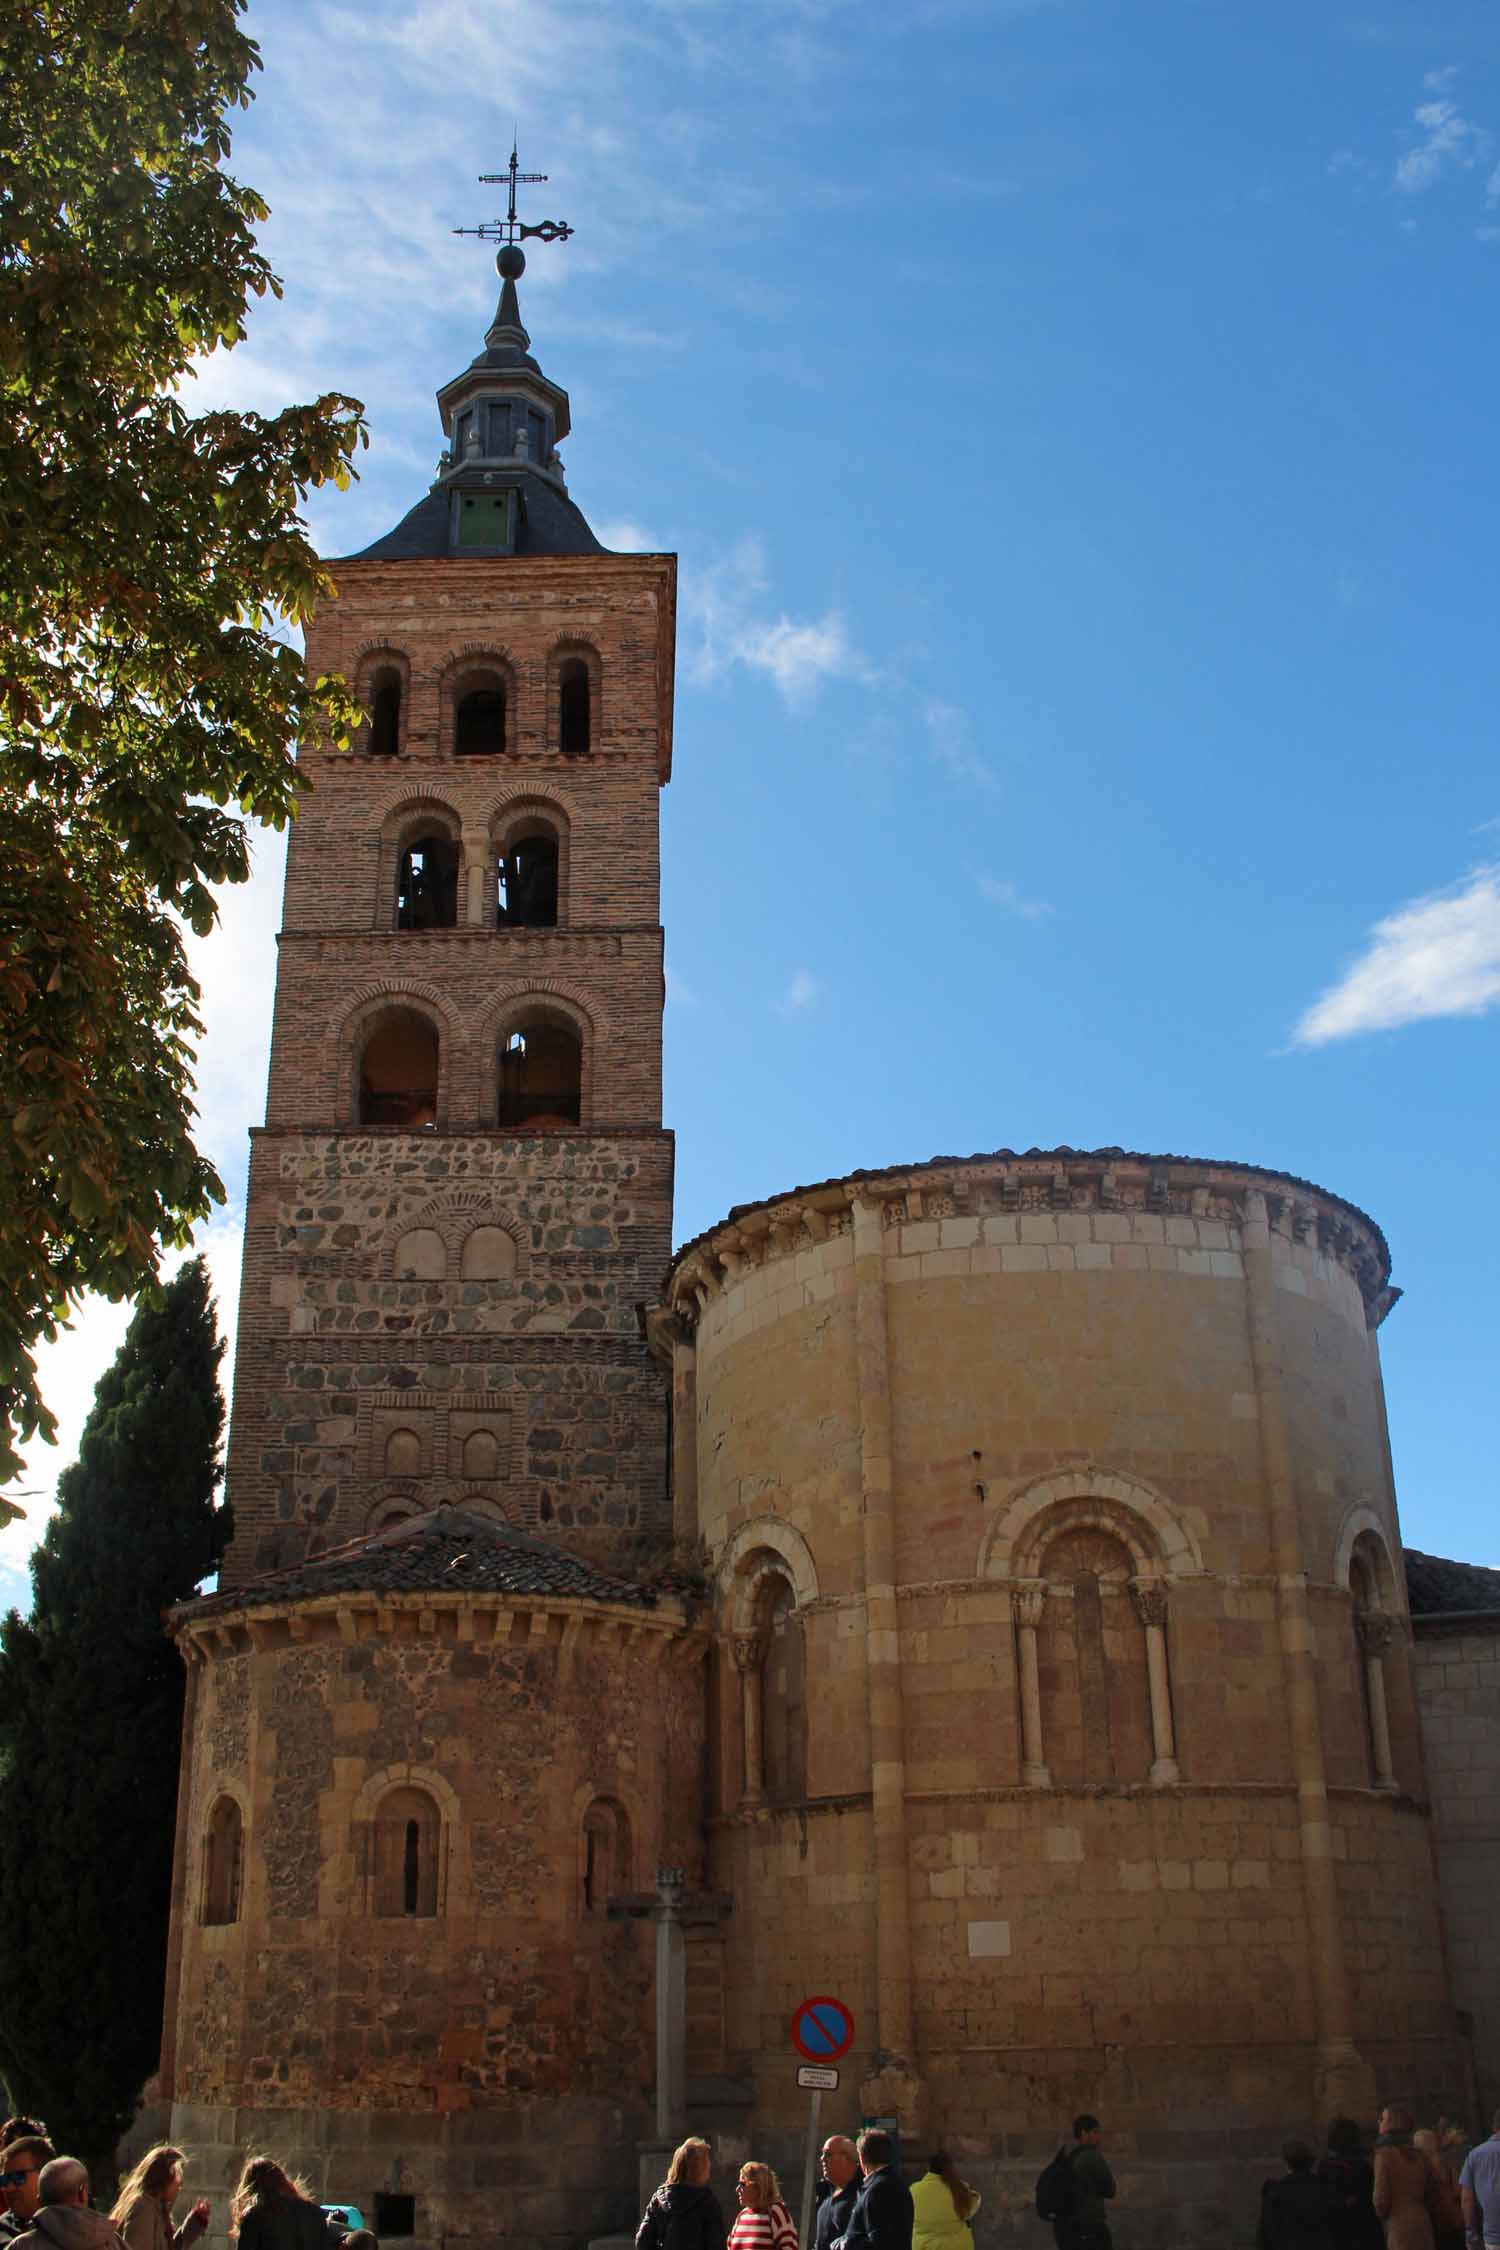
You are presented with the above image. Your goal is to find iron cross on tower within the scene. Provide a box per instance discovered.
[454,143,574,282]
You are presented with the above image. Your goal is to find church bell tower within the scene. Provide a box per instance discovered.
[218,177,676,1586]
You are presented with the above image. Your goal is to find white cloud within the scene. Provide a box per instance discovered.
[1395,86,1490,193]
[594,516,668,554]
[778,967,822,1015]
[1292,864,1500,1045]
[685,537,869,709]
[666,967,698,1007]
[924,696,998,791]
[974,871,1054,922]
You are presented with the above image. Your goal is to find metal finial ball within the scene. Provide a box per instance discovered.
[496,244,526,281]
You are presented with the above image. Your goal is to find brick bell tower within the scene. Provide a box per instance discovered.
[219,198,676,1589]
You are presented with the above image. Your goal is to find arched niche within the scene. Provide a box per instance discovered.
[394,1227,446,1281]
[979,1465,1203,1584]
[201,1792,245,1926]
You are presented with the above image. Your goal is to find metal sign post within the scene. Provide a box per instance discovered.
[790,1996,856,2250]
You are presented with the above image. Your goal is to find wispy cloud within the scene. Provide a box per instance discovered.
[777,967,822,1015]
[666,967,698,1008]
[924,696,998,791]
[1394,70,1492,194]
[686,537,870,709]
[974,871,1054,922]
[1292,864,1500,1045]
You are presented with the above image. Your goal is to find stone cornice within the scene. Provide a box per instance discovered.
[662,1149,1394,1328]
[176,1586,700,1675]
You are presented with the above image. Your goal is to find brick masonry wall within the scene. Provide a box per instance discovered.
[218,546,676,1587]
[1412,1621,1500,2117]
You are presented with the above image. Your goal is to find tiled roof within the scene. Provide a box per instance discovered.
[1404,1547,1500,1618]
[174,1505,662,1624]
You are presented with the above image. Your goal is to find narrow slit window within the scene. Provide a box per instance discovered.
[558,659,591,756]
[369,672,402,756]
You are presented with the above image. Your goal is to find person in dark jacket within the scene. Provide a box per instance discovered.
[832,2132,912,2250]
[637,2138,728,2250]
[816,2141,860,2250]
[229,2161,331,2250]
[1317,2119,1385,2250]
[1260,2142,1342,2250]
[1056,2118,1116,2250]
[1,2137,55,2247]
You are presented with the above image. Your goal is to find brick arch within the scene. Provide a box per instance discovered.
[481,986,596,1130]
[365,1487,426,1532]
[438,645,519,759]
[380,794,464,847]
[979,1466,1203,1582]
[380,1196,528,1276]
[719,1516,820,1631]
[476,978,606,1049]
[340,984,455,1130]
[488,788,579,841]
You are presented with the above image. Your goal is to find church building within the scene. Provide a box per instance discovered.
[156,213,1500,2250]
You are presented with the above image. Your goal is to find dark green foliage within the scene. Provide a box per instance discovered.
[0,1259,230,2169]
[0,0,367,1478]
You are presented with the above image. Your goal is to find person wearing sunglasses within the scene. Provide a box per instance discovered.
[0,2138,55,2244]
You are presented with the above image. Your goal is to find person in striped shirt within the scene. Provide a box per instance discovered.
[729,2164,798,2250]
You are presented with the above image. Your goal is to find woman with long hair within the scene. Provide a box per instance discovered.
[636,2138,727,2250]
[912,2151,981,2250]
[228,2159,329,2250]
[110,2147,210,2250]
[728,2161,797,2250]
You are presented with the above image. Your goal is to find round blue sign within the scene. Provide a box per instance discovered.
[791,1994,855,2062]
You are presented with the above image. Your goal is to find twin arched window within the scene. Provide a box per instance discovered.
[354,1005,584,1130]
[358,651,598,758]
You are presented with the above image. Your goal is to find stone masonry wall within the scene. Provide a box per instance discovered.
[167,1598,705,2249]
[1412,1620,1500,2119]
[223,1130,672,1582]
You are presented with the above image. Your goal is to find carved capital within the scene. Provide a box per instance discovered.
[1012,1582,1047,1632]
[1356,1612,1394,1658]
[730,1632,765,1675]
[1131,1579,1170,1630]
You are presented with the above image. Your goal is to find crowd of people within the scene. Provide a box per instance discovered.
[2,2102,1497,2250]
[1259,2107,1500,2250]
[0,2132,369,2250]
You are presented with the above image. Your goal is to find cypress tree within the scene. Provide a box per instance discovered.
[0,1258,230,2169]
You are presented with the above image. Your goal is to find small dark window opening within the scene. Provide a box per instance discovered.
[496,835,558,928]
[402,1819,421,1915]
[397,834,459,930]
[358,1010,439,1130]
[558,660,591,756]
[583,1826,598,1913]
[455,686,505,756]
[497,1021,581,1129]
[374,2198,415,2239]
[369,674,401,756]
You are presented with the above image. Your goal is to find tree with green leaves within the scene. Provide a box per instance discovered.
[0,0,366,1480]
[0,1258,230,2170]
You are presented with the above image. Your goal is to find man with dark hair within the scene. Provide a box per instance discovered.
[0,2138,55,2245]
[832,2131,913,2250]
[1058,2118,1116,2250]
[1258,2140,1340,2250]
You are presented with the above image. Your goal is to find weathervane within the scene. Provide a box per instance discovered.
[454,144,574,280]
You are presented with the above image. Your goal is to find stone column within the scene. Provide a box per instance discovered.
[653,1866,688,2144]
[1012,1582,1052,1789]
[1356,1613,1398,1791]
[1131,1579,1181,1785]
[462,829,489,925]
[1241,1189,1374,2118]
[671,1330,699,1546]
[850,1196,921,2130]
[733,1632,766,1809]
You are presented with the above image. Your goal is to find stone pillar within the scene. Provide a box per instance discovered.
[157,1638,202,2097]
[733,1632,766,1809]
[850,1196,920,2129]
[462,829,489,925]
[653,1867,688,2145]
[1131,1579,1181,1785]
[1241,1189,1374,2118]
[1012,1582,1052,1789]
[1357,1614,1398,1791]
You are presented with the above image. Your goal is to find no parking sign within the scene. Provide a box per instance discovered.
[791,1993,856,2063]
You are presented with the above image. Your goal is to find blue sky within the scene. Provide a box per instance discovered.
[4,0,1498,1603]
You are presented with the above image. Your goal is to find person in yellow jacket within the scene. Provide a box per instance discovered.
[911,2154,981,2250]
